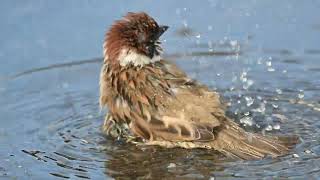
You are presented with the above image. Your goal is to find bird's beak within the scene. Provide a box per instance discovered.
[156,25,169,39]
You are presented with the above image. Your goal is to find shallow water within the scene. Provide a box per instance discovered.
[1,1,320,179]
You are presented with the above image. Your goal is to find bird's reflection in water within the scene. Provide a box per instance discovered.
[103,139,227,179]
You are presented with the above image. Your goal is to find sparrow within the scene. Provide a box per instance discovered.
[99,12,298,160]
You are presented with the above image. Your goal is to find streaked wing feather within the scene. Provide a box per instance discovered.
[130,60,224,142]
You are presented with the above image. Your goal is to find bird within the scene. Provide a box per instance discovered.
[99,12,298,160]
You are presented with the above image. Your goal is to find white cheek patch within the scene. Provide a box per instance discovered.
[118,48,161,67]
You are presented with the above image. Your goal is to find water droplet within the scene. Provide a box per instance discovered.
[305,150,312,154]
[276,89,282,94]
[245,96,254,107]
[298,90,304,99]
[292,154,299,158]
[273,124,281,130]
[240,117,253,126]
[265,125,273,131]
[230,40,238,47]
[167,163,177,168]
[253,103,266,113]
[267,67,275,72]
[232,76,237,82]
[243,79,254,90]
[240,71,247,83]
[266,61,272,67]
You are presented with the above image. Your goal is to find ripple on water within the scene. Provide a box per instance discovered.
[3,49,320,179]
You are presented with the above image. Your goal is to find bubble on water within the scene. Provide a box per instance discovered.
[283,70,287,73]
[183,7,187,11]
[245,96,254,107]
[195,34,201,39]
[265,125,273,131]
[237,100,241,104]
[240,116,253,126]
[208,25,213,31]
[273,124,281,130]
[216,73,221,76]
[276,88,282,94]
[272,104,279,109]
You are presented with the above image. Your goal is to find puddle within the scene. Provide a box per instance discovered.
[1,1,320,179]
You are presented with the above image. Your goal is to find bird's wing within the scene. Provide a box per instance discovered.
[129,60,226,142]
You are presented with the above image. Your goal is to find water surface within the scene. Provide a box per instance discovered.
[1,1,320,179]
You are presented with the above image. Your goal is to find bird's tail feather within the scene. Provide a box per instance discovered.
[211,122,299,160]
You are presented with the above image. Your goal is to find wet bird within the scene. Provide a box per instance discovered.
[99,12,298,160]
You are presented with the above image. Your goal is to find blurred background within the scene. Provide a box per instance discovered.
[0,1,320,179]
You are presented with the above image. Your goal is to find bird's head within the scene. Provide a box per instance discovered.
[104,12,169,66]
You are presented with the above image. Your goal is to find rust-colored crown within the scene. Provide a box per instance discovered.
[104,12,161,63]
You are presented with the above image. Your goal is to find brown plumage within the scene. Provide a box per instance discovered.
[100,12,298,160]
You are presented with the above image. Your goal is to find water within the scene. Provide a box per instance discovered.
[1,1,320,179]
